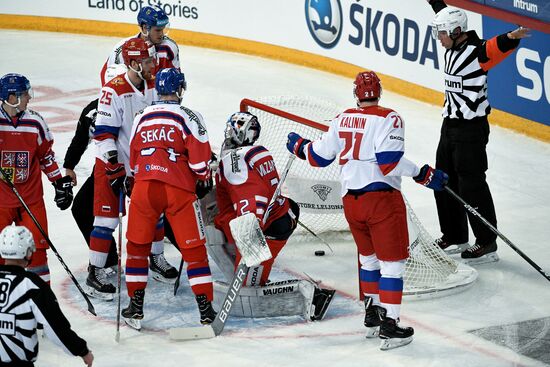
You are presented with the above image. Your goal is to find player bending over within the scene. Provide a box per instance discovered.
[211,111,335,321]
[122,68,216,330]
[286,71,448,350]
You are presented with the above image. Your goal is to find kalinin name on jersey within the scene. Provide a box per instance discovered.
[340,116,366,129]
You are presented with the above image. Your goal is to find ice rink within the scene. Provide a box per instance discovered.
[1,29,550,366]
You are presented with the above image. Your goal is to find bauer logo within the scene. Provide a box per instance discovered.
[311,184,332,201]
[305,0,343,49]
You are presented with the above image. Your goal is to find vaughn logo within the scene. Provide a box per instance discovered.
[305,0,343,49]
[311,184,332,201]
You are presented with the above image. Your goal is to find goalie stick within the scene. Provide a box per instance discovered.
[169,154,296,341]
[445,186,550,283]
[0,168,97,315]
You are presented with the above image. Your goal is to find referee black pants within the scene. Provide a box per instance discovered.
[434,116,497,246]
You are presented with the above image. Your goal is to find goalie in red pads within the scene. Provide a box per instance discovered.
[287,71,448,350]
[212,112,334,321]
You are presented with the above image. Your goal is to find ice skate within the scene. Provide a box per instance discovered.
[149,253,178,284]
[379,317,414,350]
[196,294,217,325]
[122,289,145,331]
[309,288,336,321]
[364,297,386,338]
[85,265,115,301]
[461,241,499,265]
[435,237,469,255]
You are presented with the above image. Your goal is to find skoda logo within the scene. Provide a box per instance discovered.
[305,0,343,49]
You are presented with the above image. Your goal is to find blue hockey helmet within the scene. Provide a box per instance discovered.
[137,6,169,29]
[155,68,187,96]
[0,73,31,102]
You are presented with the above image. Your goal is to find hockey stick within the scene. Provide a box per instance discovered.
[444,186,550,283]
[173,258,184,296]
[115,190,124,342]
[170,154,296,340]
[297,220,334,253]
[0,168,97,315]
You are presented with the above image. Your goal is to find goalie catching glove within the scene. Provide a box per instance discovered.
[413,164,448,191]
[52,175,73,210]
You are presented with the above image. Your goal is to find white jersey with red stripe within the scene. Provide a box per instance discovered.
[129,101,212,193]
[0,107,62,207]
[93,73,157,171]
[302,105,421,196]
[215,145,290,237]
[100,34,180,85]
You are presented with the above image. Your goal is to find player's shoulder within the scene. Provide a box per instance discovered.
[104,75,133,95]
[243,145,271,165]
[24,108,47,124]
[161,36,179,51]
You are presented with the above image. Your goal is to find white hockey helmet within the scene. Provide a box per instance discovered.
[224,112,261,148]
[104,63,128,83]
[431,7,467,40]
[0,225,36,260]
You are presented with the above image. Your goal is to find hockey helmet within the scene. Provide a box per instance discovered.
[431,7,468,40]
[0,73,32,102]
[225,112,261,148]
[0,225,36,260]
[353,71,382,103]
[155,68,187,96]
[122,38,156,67]
[137,6,169,29]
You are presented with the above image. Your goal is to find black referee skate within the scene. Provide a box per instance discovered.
[122,289,145,331]
[461,241,499,265]
[149,253,178,284]
[364,297,386,338]
[435,237,470,255]
[85,265,115,301]
[310,288,336,321]
[379,317,414,350]
[196,294,217,325]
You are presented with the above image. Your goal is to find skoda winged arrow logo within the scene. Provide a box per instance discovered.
[305,0,343,49]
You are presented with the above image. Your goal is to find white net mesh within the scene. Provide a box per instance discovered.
[242,96,477,297]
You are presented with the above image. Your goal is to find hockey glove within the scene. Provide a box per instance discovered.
[413,164,448,191]
[124,176,135,197]
[52,175,74,210]
[105,161,127,195]
[196,177,213,199]
[286,132,310,160]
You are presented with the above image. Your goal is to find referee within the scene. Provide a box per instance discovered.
[427,0,530,263]
[0,226,93,366]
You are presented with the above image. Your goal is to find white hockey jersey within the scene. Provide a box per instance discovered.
[302,105,420,196]
[94,73,157,172]
[99,34,180,85]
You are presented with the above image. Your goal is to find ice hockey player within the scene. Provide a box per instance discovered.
[88,38,163,300]
[122,68,216,330]
[286,71,449,350]
[0,225,94,366]
[99,5,180,85]
[211,111,335,321]
[0,73,73,283]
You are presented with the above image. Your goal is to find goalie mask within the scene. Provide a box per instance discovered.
[353,71,382,104]
[225,112,261,148]
[431,7,467,40]
[0,225,36,261]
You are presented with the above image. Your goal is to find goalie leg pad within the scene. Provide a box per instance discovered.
[229,213,272,267]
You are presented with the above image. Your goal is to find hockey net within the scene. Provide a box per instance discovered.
[240,96,477,298]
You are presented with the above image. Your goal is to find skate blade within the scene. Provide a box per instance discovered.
[462,252,499,266]
[380,336,413,350]
[123,317,142,331]
[85,286,114,301]
[365,326,379,338]
[151,272,177,284]
[442,243,470,255]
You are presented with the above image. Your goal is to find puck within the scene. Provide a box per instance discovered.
[314,250,325,256]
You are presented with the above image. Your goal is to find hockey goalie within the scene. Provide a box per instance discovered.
[205,111,335,321]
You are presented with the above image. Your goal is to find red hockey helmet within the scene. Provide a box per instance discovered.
[353,71,382,103]
[122,37,155,66]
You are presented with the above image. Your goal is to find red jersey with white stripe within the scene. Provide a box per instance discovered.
[93,73,157,172]
[302,105,421,195]
[215,145,290,235]
[100,34,180,85]
[0,107,62,207]
[129,102,212,193]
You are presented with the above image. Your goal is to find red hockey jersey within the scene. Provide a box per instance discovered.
[0,108,62,207]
